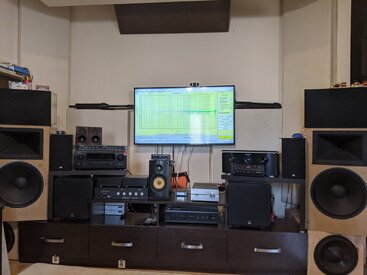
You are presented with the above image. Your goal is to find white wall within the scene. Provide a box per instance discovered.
[0,0,18,64]
[19,0,71,127]
[68,0,283,183]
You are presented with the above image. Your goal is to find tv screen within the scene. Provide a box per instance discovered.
[134,85,235,145]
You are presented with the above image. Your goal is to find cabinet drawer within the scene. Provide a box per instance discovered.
[89,225,157,268]
[157,228,227,272]
[19,221,89,265]
[228,230,307,273]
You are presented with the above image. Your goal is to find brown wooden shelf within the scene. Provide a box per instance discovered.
[0,67,24,88]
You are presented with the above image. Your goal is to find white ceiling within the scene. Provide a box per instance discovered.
[40,0,212,7]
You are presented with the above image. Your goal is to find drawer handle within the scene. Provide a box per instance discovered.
[111,241,134,248]
[180,243,203,250]
[254,248,282,254]
[40,237,65,244]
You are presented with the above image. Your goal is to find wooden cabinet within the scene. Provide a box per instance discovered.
[228,230,307,274]
[19,221,89,265]
[89,225,157,268]
[157,227,228,272]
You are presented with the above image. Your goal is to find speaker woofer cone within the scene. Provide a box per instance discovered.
[311,168,367,219]
[314,235,358,275]
[0,161,44,208]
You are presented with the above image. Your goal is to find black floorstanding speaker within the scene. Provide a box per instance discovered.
[281,138,305,179]
[49,134,73,171]
[53,177,93,220]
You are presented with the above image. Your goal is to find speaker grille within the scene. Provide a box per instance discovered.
[311,168,367,219]
[0,161,43,208]
[314,235,358,275]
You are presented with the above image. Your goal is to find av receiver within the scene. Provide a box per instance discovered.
[222,150,279,177]
[73,145,127,170]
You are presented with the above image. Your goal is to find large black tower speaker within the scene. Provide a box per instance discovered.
[227,182,272,228]
[148,155,172,200]
[49,134,73,171]
[281,138,305,179]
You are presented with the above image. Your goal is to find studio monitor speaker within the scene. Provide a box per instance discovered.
[75,126,102,146]
[307,230,366,275]
[148,155,172,200]
[0,125,50,221]
[304,129,367,236]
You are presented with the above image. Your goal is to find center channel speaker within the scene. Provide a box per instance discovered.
[307,230,366,275]
[304,129,367,236]
[148,155,173,200]
[0,125,50,221]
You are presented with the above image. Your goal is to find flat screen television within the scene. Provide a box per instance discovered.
[134,85,235,145]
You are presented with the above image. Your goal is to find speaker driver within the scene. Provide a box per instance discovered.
[152,176,166,191]
[0,161,43,208]
[314,235,358,275]
[311,168,367,219]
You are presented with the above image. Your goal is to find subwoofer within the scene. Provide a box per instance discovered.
[307,230,366,275]
[0,125,50,221]
[304,129,367,236]
[148,155,173,200]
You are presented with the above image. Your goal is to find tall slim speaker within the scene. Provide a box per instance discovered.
[49,134,73,171]
[148,155,172,200]
[307,230,366,275]
[304,129,367,236]
[281,138,305,179]
[0,125,50,221]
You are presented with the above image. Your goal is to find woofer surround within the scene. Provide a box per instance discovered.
[310,167,367,219]
[0,161,43,208]
[314,235,358,275]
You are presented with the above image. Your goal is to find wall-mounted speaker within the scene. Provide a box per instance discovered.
[75,126,102,146]
[307,230,366,275]
[0,125,50,221]
[148,155,172,200]
[49,134,73,171]
[304,129,367,236]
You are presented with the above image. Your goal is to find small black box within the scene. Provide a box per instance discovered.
[123,175,148,187]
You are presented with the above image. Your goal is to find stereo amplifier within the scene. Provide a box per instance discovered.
[94,187,148,200]
[164,205,219,225]
[73,145,127,170]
